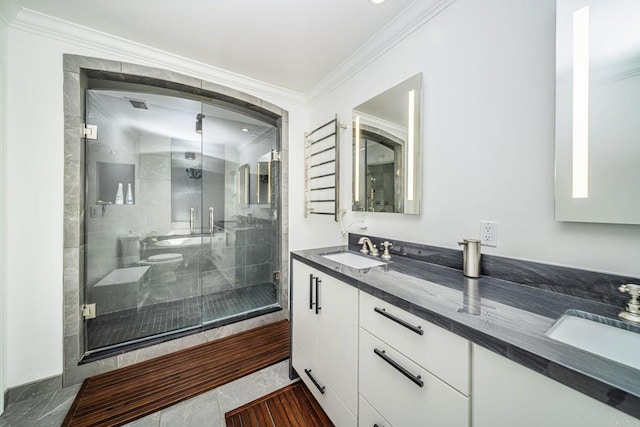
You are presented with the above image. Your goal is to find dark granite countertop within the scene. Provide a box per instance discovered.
[291,246,640,418]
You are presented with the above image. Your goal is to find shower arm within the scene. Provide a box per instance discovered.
[189,208,195,235]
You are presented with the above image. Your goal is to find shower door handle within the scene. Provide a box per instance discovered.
[189,208,195,234]
[209,207,215,233]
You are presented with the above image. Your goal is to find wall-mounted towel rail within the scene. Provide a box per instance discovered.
[304,115,343,221]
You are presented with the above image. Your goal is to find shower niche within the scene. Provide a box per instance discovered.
[96,162,135,204]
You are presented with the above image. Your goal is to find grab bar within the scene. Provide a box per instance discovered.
[209,207,215,233]
[189,208,195,234]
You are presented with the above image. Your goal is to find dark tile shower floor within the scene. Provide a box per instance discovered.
[86,282,278,350]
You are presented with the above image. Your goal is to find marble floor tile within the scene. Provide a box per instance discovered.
[0,384,80,427]
[0,360,295,427]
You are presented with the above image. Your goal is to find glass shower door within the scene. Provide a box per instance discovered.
[84,90,204,353]
[199,102,281,325]
[83,86,281,357]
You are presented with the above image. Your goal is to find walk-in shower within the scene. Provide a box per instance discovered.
[82,84,282,357]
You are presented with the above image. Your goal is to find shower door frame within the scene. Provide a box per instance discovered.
[62,55,289,386]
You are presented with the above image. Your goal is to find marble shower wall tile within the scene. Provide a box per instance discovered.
[63,247,79,292]
[64,290,79,337]
[63,55,121,74]
[121,63,202,89]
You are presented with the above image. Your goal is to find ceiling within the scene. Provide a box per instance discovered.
[15,0,417,93]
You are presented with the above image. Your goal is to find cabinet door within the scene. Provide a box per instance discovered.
[317,272,359,415]
[291,261,319,374]
[473,344,639,427]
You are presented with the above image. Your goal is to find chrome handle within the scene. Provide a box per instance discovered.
[189,208,195,234]
[209,207,214,233]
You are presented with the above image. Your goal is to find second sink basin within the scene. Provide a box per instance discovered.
[322,252,386,270]
[546,310,640,370]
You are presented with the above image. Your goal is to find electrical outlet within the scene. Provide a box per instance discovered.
[480,221,498,247]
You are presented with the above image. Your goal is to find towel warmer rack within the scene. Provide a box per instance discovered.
[304,115,344,222]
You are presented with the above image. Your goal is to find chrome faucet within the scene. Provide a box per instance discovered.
[619,284,640,323]
[358,237,379,256]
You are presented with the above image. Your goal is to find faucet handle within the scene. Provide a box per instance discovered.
[619,283,640,297]
[358,236,370,254]
[619,284,640,323]
[380,241,393,260]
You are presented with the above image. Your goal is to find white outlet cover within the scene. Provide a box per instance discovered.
[480,221,498,247]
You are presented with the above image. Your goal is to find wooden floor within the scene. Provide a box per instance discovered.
[225,382,333,427]
[63,320,290,427]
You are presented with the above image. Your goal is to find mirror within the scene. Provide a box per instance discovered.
[352,73,422,214]
[256,160,270,204]
[555,0,640,224]
[238,163,249,206]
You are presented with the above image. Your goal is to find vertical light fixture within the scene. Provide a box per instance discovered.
[267,159,271,203]
[354,115,361,203]
[407,90,415,201]
[572,5,590,198]
[245,167,249,204]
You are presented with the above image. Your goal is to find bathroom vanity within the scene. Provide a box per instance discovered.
[290,242,640,426]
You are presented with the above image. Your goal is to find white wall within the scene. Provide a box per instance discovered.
[304,0,640,278]
[4,17,307,388]
[0,9,8,416]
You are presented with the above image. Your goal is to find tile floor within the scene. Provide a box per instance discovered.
[0,360,296,427]
[88,282,279,350]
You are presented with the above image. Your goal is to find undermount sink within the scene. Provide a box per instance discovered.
[546,310,640,370]
[322,252,386,270]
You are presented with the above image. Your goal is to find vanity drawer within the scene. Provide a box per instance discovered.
[359,394,393,427]
[359,291,470,395]
[359,328,469,427]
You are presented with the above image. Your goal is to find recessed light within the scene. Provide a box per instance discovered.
[241,128,249,132]
[369,0,387,5]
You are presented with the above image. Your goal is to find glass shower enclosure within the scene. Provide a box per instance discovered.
[83,87,281,357]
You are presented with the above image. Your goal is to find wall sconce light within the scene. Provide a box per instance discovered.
[572,5,589,199]
[354,115,361,203]
[195,113,205,134]
[407,89,415,201]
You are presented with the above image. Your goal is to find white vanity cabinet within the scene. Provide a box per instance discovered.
[358,292,470,427]
[291,260,358,426]
[473,344,639,427]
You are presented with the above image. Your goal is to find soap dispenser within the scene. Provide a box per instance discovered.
[458,239,481,278]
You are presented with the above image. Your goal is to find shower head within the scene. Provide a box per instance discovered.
[128,99,148,109]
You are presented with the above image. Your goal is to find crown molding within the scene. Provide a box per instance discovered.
[0,0,21,26]
[9,8,307,108]
[308,0,457,106]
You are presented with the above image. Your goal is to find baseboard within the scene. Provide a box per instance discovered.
[4,374,63,407]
